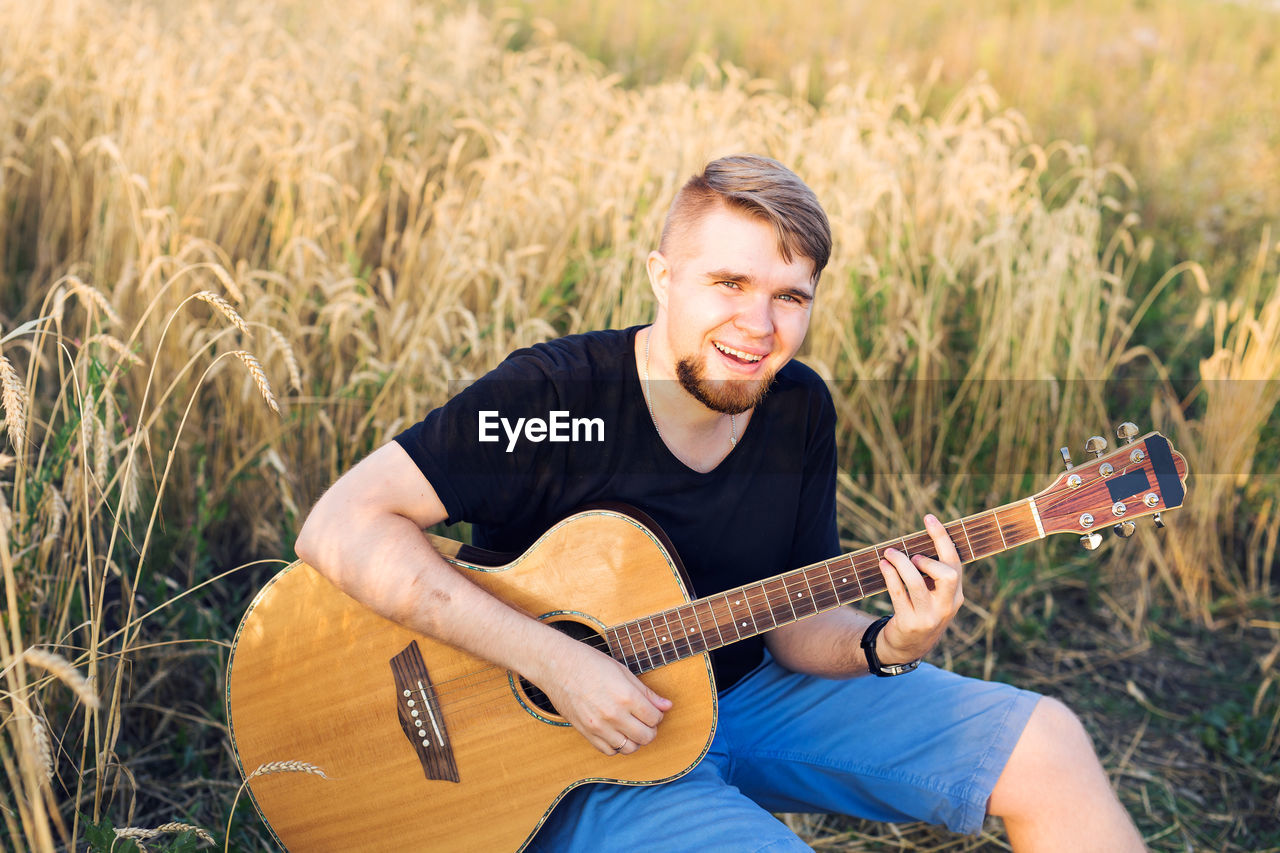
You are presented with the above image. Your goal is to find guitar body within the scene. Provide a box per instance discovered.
[226,508,717,852]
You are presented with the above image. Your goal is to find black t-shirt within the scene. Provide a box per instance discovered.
[394,325,841,690]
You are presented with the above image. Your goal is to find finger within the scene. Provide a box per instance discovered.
[911,553,958,589]
[635,683,672,722]
[879,555,915,613]
[622,719,659,747]
[884,548,931,601]
[924,514,962,568]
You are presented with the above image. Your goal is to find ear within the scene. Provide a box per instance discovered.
[646,250,671,310]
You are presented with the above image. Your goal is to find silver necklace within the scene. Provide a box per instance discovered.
[643,328,737,448]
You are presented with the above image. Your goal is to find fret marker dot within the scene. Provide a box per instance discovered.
[661,636,667,642]
[741,621,747,628]
[796,593,803,598]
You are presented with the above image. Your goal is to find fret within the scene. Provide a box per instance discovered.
[710,593,741,644]
[781,573,816,622]
[627,621,655,671]
[955,517,974,562]
[778,575,800,623]
[697,599,726,649]
[644,616,668,665]
[807,564,838,609]
[824,560,855,606]
[622,623,645,672]
[992,508,1009,549]
[756,577,791,628]
[657,611,686,661]
[677,606,707,657]
[850,556,866,600]
[726,588,758,638]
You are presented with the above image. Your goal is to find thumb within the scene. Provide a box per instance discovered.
[645,685,673,710]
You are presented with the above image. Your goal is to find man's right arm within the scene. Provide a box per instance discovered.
[293,441,670,755]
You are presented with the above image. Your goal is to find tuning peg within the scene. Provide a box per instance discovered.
[1153,513,1164,529]
[1080,532,1103,550]
[1084,436,1108,458]
[1059,447,1073,470]
[1113,521,1135,538]
[1116,422,1139,444]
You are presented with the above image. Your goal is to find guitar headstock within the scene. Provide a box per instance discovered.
[1032,424,1189,549]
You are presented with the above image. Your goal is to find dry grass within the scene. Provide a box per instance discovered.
[0,0,1275,849]
[510,0,1280,277]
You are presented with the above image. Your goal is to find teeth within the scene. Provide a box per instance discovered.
[715,342,763,363]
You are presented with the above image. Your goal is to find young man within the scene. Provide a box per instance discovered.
[295,155,1144,851]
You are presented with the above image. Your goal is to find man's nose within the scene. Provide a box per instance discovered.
[734,292,774,337]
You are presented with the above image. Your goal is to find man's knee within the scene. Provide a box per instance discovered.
[1026,696,1095,762]
[989,696,1105,817]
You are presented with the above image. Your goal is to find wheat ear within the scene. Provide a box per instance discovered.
[195,291,250,335]
[0,354,27,449]
[22,648,101,709]
[231,351,281,414]
[115,823,215,846]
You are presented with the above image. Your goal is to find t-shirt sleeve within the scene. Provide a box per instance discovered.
[393,349,566,528]
[788,378,842,570]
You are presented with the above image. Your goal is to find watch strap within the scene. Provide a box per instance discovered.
[860,615,920,677]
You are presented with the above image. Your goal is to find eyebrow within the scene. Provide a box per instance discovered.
[705,268,814,302]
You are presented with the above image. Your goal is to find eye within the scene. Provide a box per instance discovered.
[776,292,810,306]
[718,280,742,290]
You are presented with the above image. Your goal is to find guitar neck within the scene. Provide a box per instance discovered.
[605,498,1046,674]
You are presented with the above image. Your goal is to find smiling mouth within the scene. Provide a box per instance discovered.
[714,341,764,364]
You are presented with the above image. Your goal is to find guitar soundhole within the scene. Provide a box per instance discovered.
[517,618,611,719]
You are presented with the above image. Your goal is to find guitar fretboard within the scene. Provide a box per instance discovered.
[604,499,1044,674]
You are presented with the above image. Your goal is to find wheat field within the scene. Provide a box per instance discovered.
[1,1,1277,850]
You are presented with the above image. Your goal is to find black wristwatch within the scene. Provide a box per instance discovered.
[860,615,920,677]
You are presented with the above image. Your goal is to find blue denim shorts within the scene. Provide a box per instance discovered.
[529,655,1040,852]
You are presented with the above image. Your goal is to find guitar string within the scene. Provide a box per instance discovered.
[412,488,1081,709]
[410,524,1014,712]
[400,527,1018,719]
[414,458,1163,716]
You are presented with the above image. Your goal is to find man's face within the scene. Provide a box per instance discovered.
[650,205,816,414]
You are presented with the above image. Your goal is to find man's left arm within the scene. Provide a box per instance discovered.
[764,514,965,678]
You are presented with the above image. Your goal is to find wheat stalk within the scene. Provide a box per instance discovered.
[195,291,251,336]
[22,648,101,710]
[230,351,280,414]
[225,761,328,851]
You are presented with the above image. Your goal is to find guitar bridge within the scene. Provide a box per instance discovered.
[390,642,460,783]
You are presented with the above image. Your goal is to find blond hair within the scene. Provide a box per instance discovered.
[660,155,831,284]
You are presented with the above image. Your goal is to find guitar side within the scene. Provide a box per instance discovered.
[226,508,718,852]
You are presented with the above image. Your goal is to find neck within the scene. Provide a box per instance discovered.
[604,497,1046,675]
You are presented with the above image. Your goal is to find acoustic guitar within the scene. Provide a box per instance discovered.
[226,426,1187,851]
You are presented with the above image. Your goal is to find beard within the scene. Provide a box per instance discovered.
[675,354,777,415]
